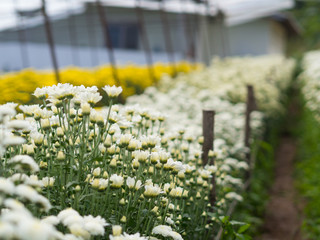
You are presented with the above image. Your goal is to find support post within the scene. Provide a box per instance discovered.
[96,0,120,86]
[244,85,257,181]
[159,0,177,74]
[65,0,79,66]
[16,16,29,69]
[179,0,195,61]
[135,0,156,84]
[85,9,99,66]
[202,110,216,205]
[41,0,60,83]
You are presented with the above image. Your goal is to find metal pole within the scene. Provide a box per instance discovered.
[85,7,99,66]
[17,15,29,69]
[13,0,29,69]
[96,0,120,86]
[41,0,60,83]
[202,110,216,205]
[179,0,194,61]
[244,85,257,181]
[65,0,79,65]
[203,0,213,62]
[159,0,177,74]
[135,0,157,83]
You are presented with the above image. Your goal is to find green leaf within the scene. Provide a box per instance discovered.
[238,224,250,233]
[229,220,246,226]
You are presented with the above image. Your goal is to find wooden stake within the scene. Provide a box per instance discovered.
[202,110,216,205]
[244,85,257,181]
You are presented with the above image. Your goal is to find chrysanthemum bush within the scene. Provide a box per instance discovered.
[0,62,199,105]
[127,82,264,154]
[294,50,320,238]
[299,50,320,120]
[158,55,295,114]
[0,83,251,239]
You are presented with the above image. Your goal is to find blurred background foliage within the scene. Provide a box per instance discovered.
[290,0,320,55]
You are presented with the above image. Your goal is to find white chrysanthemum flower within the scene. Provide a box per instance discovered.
[30,132,44,146]
[109,232,148,240]
[144,185,162,198]
[152,225,183,240]
[126,176,135,189]
[25,175,43,187]
[16,218,57,240]
[42,177,55,187]
[83,215,108,236]
[3,133,25,146]
[7,120,30,130]
[0,103,16,119]
[58,208,80,222]
[103,85,123,98]
[237,161,249,170]
[0,222,14,239]
[8,155,39,172]
[19,104,41,116]
[225,192,243,202]
[63,234,82,240]
[63,215,84,227]
[15,185,51,211]
[41,216,60,225]
[33,87,47,99]
[110,174,124,188]
[69,223,90,239]
[79,92,102,105]
[3,198,26,211]
[198,169,212,179]
[165,217,174,225]
[0,177,15,195]
[119,133,132,146]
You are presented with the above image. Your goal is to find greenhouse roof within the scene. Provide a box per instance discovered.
[0,0,294,31]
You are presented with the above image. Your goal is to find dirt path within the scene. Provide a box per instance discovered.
[256,136,303,240]
[256,80,304,240]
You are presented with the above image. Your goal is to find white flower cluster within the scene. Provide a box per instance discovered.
[300,50,320,121]
[158,55,295,114]
[1,55,291,239]
[0,103,110,240]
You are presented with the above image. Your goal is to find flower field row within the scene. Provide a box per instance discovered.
[0,55,295,240]
[158,55,295,113]
[295,50,320,238]
[0,62,199,105]
[300,51,320,120]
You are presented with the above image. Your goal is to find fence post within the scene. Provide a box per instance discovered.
[41,0,60,83]
[244,85,257,182]
[202,110,216,205]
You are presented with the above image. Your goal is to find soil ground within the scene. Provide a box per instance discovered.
[256,137,303,240]
[256,84,304,240]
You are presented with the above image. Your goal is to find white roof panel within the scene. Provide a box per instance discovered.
[0,0,294,31]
